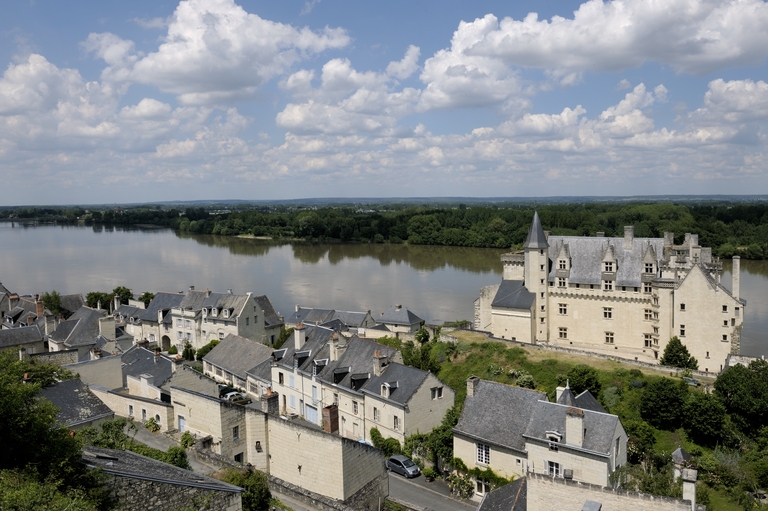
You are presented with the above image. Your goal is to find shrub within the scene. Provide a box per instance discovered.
[181,342,196,361]
[196,340,220,361]
[217,468,271,511]
[180,431,195,448]
[144,417,160,433]
[167,345,178,355]
[370,428,402,457]
[422,467,437,480]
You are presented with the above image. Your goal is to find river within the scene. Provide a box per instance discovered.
[1,222,766,357]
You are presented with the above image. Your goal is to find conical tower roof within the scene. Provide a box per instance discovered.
[524,211,548,249]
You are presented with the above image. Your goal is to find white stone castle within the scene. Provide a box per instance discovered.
[475,212,745,372]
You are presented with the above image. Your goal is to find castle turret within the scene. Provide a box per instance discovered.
[524,212,549,343]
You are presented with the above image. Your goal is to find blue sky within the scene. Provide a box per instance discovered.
[1,0,768,205]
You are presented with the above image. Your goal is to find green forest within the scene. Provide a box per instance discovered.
[3,201,768,258]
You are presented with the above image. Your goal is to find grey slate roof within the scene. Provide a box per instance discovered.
[524,212,548,249]
[50,307,104,350]
[454,380,546,453]
[38,378,114,427]
[547,235,666,288]
[378,305,423,327]
[556,387,606,413]
[81,446,242,493]
[203,333,273,380]
[60,294,85,314]
[363,362,430,406]
[0,323,44,349]
[131,292,185,323]
[672,447,692,465]
[317,336,399,391]
[254,295,283,328]
[201,292,250,318]
[121,346,174,387]
[246,359,273,384]
[523,401,620,455]
[478,478,527,511]
[289,307,334,325]
[272,324,334,376]
[491,280,535,310]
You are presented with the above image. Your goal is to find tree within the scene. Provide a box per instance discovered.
[181,342,196,361]
[85,291,112,310]
[138,291,155,307]
[714,359,768,434]
[196,340,220,361]
[41,290,64,316]
[682,392,727,447]
[660,337,698,370]
[273,326,293,349]
[567,364,602,396]
[112,286,133,306]
[218,468,271,511]
[640,377,688,430]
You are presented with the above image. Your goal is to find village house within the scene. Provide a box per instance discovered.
[286,305,378,334]
[202,333,273,390]
[454,377,627,500]
[475,212,745,372]
[38,378,114,431]
[377,304,424,333]
[114,291,185,351]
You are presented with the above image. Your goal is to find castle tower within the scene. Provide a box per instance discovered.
[524,212,550,343]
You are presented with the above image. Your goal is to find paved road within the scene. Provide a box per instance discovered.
[388,473,476,511]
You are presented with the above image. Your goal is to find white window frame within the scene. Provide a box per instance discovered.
[476,443,490,465]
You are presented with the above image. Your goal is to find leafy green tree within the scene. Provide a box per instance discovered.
[0,470,98,511]
[414,328,430,346]
[640,378,688,430]
[714,359,768,434]
[181,342,196,361]
[682,392,727,447]
[426,406,461,466]
[41,290,64,316]
[138,291,155,307]
[196,340,220,361]
[370,428,402,457]
[660,337,698,370]
[567,364,602,396]
[85,291,112,310]
[273,326,294,349]
[218,468,271,511]
[112,286,133,306]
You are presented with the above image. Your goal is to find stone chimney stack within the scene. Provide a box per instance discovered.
[556,386,566,402]
[99,316,116,341]
[624,226,634,250]
[113,294,121,312]
[565,407,584,448]
[373,350,389,376]
[261,389,280,415]
[682,469,697,511]
[294,323,306,351]
[467,376,480,398]
[189,285,195,291]
[35,295,44,319]
[732,256,740,302]
[330,333,340,361]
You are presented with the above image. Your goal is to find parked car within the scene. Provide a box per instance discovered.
[682,376,701,387]
[386,455,421,478]
[222,391,250,404]
[218,384,237,398]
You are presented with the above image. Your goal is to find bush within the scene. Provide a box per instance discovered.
[180,431,195,448]
[422,467,437,480]
[181,342,196,361]
[144,417,160,433]
[217,468,271,511]
[167,345,178,355]
[567,364,602,396]
[196,340,220,361]
[370,428,402,457]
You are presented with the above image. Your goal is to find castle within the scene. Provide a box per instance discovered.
[475,212,745,372]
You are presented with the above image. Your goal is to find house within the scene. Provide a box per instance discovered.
[81,446,243,511]
[47,306,118,361]
[475,212,745,372]
[38,378,114,430]
[168,288,282,351]
[454,377,627,500]
[287,305,377,333]
[377,305,424,333]
[202,333,273,390]
[0,323,46,355]
[114,291,185,350]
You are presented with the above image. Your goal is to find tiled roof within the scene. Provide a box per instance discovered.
[203,333,273,380]
[121,346,174,387]
[478,478,527,511]
[38,378,114,427]
[60,294,85,314]
[0,323,44,348]
[378,305,423,327]
[454,380,546,453]
[254,295,283,328]
[363,362,430,406]
[524,211,548,249]
[133,292,185,323]
[523,401,620,454]
[491,280,535,310]
[317,337,399,390]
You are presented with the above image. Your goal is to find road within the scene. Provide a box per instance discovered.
[388,473,476,511]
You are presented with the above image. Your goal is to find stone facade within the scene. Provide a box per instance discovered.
[90,385,174,432]
[476,214,745,372]
[103,474,242,511]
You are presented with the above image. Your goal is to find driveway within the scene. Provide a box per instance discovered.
[388,472,476,511]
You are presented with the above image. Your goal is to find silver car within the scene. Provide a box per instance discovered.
[386,455,421,478]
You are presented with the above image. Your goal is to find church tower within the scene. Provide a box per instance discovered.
[524,212,549,344]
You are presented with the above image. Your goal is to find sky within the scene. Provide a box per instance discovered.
[1,0,768,205]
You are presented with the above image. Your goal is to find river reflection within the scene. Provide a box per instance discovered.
[0,223,765,357]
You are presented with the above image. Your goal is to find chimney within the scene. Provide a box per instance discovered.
[373,350,388,376]
[260,390,280,415]
[732,256,740,302]
[467,376,480,398]
[189,285,195,291]
[158,308,164,325]
[141,373,155,387]
[664,232,674,247]
[45,312,56,335]
[206,288,211,297]
[682,469,697,511]
[227,289,233,295]
[35,295,43,318]
[556,386,566,401]
[113,294,121,311]
[544,230,550,240]
[330,333,340,362]
[624,226,634,250]
[596,232,604,238]
[99,316,116,341]
[396,304,402,311]
[565,407,584,448]
[294,323,306,350]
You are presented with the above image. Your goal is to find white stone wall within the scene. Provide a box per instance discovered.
[90,386,174,432]
[453,433,527,480]
[525,440,612,486]
[491,307,533,343]
[66,354,123,390]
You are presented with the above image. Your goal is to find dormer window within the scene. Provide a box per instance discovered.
[645,263,654,274]
[223,309,229,319]
[211,308,217,317]
[559,260,567,270]
[202,308,207,318]
[381,384,389,398]
[603,262,614,272]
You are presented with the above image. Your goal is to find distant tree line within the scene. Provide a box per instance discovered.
[4,202,768,258]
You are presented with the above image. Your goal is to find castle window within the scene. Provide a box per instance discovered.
[634,287,639,292]
[540,292,545,298]
[653,327,659,334]
[575,284,580,288]
[722,305,728,313]
[603,281,613,291]
[353,401,359,415]
[540,265,545,271]
[540,250,544,255]
[373,407,379,422]
[559,303,567,315]
[644,309,653,320]
[549,281,554,287]
[644,334,652,347]
[541,305,545,312]
[680,325,686,337]
[394,416,400,431]
[722,334,728,341]
[604,262,614,272]
[603,307,613,319]
[559,260,567,270]
[680,303,686,311]
[541,279,545,285]
[605,332,614,344]
[706,351,710,359]
[622,286,626,291]
[645,263,654,273]
[540,317,545,323]
[558,327,568,339]
[547,461,561,477]
[557,278,566,288]
[644,283,653,293]
[724,320,728,327]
